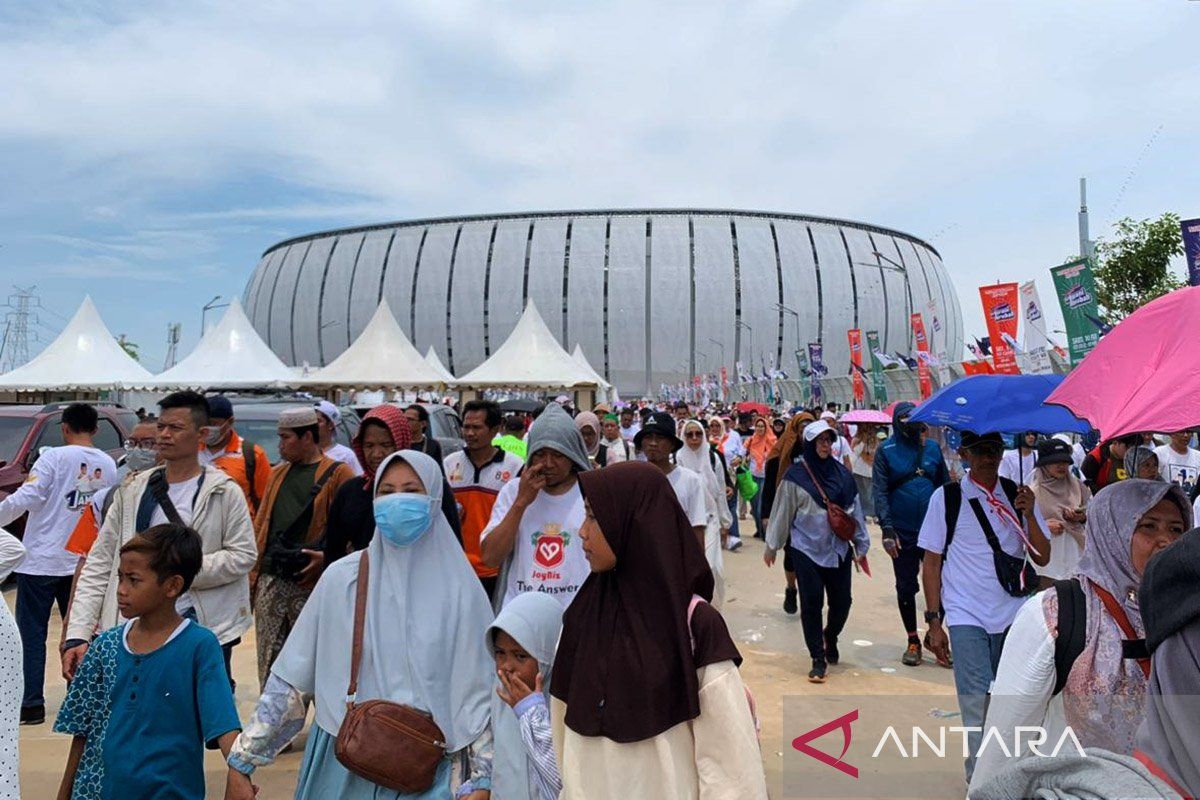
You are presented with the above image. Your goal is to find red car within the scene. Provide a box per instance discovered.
[0,402,137,536]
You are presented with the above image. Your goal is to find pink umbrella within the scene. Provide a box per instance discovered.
[1046,285,1200,439]
[839,409,891,424]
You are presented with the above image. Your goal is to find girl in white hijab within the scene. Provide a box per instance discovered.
[225,450,496,800]
[677,419,730,607]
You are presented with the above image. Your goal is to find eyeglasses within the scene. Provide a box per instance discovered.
[124,438,157,449]
[685,431,704,438]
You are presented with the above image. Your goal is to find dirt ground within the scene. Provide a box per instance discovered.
[17,519,961,798]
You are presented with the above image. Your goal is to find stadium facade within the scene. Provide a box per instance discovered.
[242,209,962,395]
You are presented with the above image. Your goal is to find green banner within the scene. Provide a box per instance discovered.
[1050,258,1101,365]
[865,330,888,405]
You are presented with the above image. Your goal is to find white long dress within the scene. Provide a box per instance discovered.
[0,529,26,800]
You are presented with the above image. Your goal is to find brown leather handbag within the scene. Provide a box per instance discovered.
[800,460,858,542]
[334,551,447,792]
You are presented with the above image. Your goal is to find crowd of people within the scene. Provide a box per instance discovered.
[0,392,1197,798]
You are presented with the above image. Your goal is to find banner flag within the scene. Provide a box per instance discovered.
[1050,258,1102,365]
[808,343,824,406]
[847,329,865,406]
[962,360,995,376]
[979,283,1021,374]
[865,330,888,405]
[910,313,933,399]
[1183,217,1200,287]
[1018,280,1053,374]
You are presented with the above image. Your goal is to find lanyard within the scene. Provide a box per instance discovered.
[1089,579,1151,679]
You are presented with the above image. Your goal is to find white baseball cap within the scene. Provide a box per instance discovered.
[804,420,837,442]
[314,400,341,425]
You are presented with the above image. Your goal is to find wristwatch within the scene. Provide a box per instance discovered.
[924,610,944,624]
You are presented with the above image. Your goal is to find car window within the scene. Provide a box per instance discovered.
[94,419,122,451]
[237,420,281,465]
[0,418,34,464]
[429,409,461,441]
[116,410,140,434]
[35,414,64,450]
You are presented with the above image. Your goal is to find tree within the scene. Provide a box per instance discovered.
[1092,213,1184,321]
[117,334,140,362]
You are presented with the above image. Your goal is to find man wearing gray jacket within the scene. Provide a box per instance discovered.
[61,391,258,685]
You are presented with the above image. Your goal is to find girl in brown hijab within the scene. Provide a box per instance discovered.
[759,412,814,615]
[550,462,767,800]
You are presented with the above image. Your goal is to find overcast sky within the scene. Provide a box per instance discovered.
[0,0,1194,369]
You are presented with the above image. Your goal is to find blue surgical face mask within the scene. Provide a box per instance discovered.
[374,493,434,547]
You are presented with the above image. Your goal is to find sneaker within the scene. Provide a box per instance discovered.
[808,659,828,683]
[727,538,743,552]
[902,642,923,667]
[824,633,840,665]
[20,705,44,726]
[783,587,798,615]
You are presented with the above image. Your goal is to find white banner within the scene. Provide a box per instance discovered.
[1019,281,1053,374]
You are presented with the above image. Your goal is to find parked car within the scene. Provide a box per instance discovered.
[0,401,138,536]
[348,401,464,458]
[225,396,360,465]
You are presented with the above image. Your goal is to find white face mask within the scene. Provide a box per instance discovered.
[203,423,229,448]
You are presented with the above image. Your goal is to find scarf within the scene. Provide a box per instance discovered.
[529,403,591,472]
[1031,464,1088,541]
[769,413,814,492]
[270,451,494,751]
[351,404,413,493]
[746,425,777,471]
[1125,446,1161,480]
[487,592,565,800]
[1135,621,1200,799]
[574,411,602,458]
[784,434,858,510]
[551,462,739,743]
[677,419,725,507]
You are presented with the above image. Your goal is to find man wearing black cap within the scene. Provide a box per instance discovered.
[637,412,707,549]
[201,395,270,516]
[917,430,1051,782]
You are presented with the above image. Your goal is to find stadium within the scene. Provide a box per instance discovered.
[242,209,962,396]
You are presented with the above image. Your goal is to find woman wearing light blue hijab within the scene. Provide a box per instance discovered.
[225,450,496,799]
[487,591,564,800]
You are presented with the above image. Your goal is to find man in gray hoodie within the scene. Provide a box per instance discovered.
[480,403,591,611]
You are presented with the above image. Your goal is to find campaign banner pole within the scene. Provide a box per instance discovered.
[865,330,887,405]
[910,313,933,399]
[979,283,1021,374]
[1050,258,1102,365]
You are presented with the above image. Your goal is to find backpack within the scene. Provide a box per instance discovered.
[688,595,760,738]
[941,477,1021,558]
[1049,577,1151,696]
[242,438,260,510]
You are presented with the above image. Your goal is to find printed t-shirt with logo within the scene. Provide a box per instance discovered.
[444,448,523,579]
[482,477,587,610]
[0,444,118,577]
[1153,445,1200,497]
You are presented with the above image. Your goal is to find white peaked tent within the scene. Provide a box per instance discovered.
[454,302,598,389]
[306,301,446,389]
[424,346,456,383]
[152,299,295,389]
[0,296,154,391]
[570,344,612,400]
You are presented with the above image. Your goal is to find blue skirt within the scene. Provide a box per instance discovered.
[295,725,453,800]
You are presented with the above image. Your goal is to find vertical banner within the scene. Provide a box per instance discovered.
[1183,217,1200,287]
[978,283,1021,374]
[796,348,811,406]
[808,343,824,406]
[924,299,950,388]
[910,313,933,399]
[719,366,728,403]
[1018,280,1053,374]
[1050,258,1102,365]
[847,329,865,407]
[865,330,888,405]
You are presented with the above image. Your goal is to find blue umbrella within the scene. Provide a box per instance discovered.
[909,374,1091,436]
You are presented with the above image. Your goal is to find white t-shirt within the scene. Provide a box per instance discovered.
[999,450,1037,486]
[147,473,201,613]
[666,466,707,528]
[483,478,588,610]
[0,445,117,576]
[832,436,853,465]
[324,443,363,476]
[619,423,640,443]
[1154,445,1200,497]
[918,477,1049,634]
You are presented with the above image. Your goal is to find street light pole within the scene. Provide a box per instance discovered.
[736,321,754,375]
[775,303,802,377]
[201,295,230,336]
[706,337,725,377]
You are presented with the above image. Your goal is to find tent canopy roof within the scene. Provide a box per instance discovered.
[571,344,611,389]
[152,299,294,390]
[0,296,153,391]
[306,302,447,389]
[424,346,456,383]
[455,302,598,389]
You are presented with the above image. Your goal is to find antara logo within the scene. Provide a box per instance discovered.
[792,709,858,779]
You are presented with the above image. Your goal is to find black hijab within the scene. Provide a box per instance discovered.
[784,427,858,509]
[551,462,741,743]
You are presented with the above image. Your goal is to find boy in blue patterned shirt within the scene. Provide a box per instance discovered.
[55,523,242,799]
